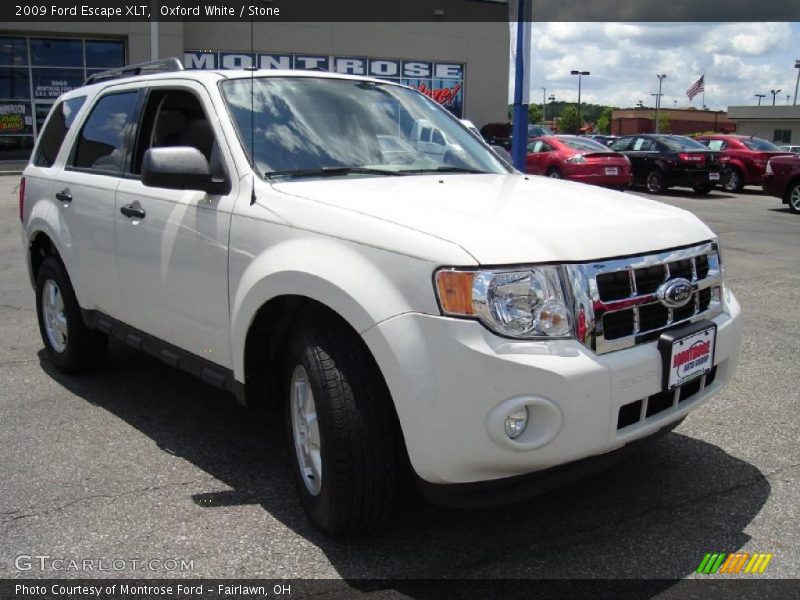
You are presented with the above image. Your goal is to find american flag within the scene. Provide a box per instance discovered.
[686,76,705,101]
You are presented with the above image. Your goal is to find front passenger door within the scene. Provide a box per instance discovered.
[114,83,239,369]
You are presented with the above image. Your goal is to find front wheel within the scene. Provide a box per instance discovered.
[788,181,800,214]
[35,257,107,373]
[645,169,666,193]
[284,309,400,537]
[546,168,563,179]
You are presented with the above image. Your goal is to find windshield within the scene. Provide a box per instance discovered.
[655,135,708,150]
[221,76,510,178]
[559,137,610,152]
[741,138,782,152]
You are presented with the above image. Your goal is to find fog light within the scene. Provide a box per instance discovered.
[504,406,529,439]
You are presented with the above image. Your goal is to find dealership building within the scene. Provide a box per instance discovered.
[0,17,510,163]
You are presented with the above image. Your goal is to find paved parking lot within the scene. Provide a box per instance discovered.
[1,176,798,583]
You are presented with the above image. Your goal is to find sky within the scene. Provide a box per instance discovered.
[510,22,800,112]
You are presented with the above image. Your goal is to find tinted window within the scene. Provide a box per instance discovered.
[654,135,707,150]
[34,96,86,167]
[0,37,28,66]
[85,40,125,68]
[741,138,782,152]
[32,68,85,99]
[0,67,31,99]
[610,138,631,151]
[30,38,83,67]
[560,137,609,152]
[71,92,138,173]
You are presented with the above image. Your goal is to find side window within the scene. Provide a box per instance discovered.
[130,88,221,178]
[71,92,138,173]
[706,139,725,151]
[431,129,445,146]
[33,96,86,167]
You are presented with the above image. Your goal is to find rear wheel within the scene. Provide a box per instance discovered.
[284,308,400,537]
[788,181,800,214]
[35,257,107,373]
[546,168,563,179]
[645,169,666,193]
[723,166,744,193]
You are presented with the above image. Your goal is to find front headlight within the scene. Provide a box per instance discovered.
[435,267,573,339]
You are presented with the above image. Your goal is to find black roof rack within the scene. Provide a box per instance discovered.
[84,57,184,85]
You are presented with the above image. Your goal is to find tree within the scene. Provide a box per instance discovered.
[658,113,671,134]
[527,103,542,124]
[596,107,613,134]
[559,105,580,134]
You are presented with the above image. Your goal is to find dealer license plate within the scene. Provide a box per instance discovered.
[605,167,619,175]
[664,326,716,390]
[709,172,720,181]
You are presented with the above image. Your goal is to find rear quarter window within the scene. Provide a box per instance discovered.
[33,96,86,167]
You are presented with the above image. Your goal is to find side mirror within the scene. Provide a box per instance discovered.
[142,147,228,194]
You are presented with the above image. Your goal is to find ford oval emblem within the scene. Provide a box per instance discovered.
[657,278,694,309]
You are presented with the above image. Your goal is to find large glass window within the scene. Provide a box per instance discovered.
[34,96,86,167]
[0,37,28,66]
[0,102,32,135]
[30,38,83,67]
[221,76,508,178]
[86,41,125,68]
[0,136,34,161]
[71,92,138,173]
[0,68,31,99]
[32,69,85,99]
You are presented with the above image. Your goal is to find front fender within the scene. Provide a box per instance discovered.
[229,235,442,382]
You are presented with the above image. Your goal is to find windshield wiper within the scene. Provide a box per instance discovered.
[401,166,489,175]
[265,166,403,180]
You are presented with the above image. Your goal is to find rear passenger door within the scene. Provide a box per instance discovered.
[54,89,140,318]
[114,82,239,369]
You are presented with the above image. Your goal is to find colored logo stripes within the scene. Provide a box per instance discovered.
[696,552,773,574]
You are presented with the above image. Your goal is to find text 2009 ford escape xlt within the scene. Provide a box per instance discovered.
[20,59,742,536]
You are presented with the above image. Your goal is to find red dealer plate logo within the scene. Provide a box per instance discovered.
[668,326,716,389]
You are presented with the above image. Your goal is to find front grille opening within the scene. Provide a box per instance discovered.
[669,259,694,280]
[639,303,669,330]
[673,300,696,322]
[597,270,632,301]
[603,309,635,340]
[698,288,712,311]
[617,400,642,429]
[634,265,666,294]
[696,255,710,279]
[646,389,675,417]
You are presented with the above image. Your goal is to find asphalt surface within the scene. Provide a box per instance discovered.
[0,176,798,584]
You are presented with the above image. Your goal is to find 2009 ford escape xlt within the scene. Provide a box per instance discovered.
[20,59,742,536]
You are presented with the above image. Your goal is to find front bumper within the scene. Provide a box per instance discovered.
[363,289,742,486]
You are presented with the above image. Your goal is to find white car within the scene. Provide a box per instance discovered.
[20,59,742,536]
[779,145,800,154]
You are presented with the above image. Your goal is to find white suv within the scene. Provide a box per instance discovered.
[20,59,742,536]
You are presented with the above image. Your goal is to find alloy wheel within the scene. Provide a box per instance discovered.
[290,365,322,496]
[41,279,67,353]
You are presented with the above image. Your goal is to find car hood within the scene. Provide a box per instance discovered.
[272,174,714,264]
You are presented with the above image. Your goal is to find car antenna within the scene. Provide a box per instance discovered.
[249,14,257,205]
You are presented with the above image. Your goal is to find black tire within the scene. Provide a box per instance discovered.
[645,169,666,194]
[283,308,399,537]
[693,183,713,195]
[723,166,744,193]
[788,181,800,214]
[35,256,107,373]
[546,168,563,179]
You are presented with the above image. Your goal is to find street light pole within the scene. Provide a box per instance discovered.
[541,87,546,125]
[570,70,590,134]
[794,60,800,105]
[654,74,666,133]
[755,94,765,106]
[548,95,556,131]
[770,89,781,106]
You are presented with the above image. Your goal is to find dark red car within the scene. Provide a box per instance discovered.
[526,135,632,188]
[762,154,800,213]
[695,134,791,193]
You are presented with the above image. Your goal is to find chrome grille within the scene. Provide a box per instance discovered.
[564,242,724,354]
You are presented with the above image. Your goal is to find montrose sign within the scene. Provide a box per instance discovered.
[184,51,466,117]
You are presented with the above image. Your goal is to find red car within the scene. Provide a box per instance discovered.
[695,134,791,193]
[762,154,800,213]
[526,135,632,188]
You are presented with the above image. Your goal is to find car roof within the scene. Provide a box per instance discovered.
[58,69,409,101]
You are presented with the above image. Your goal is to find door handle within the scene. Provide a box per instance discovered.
[120,204,146,219]
[55,189,72,203]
